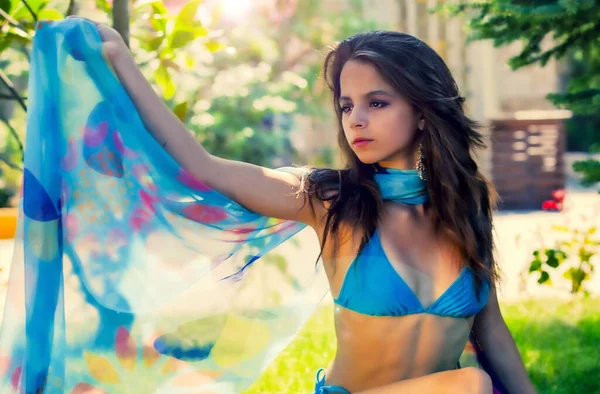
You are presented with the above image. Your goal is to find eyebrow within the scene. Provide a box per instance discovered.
[339,90,395,101]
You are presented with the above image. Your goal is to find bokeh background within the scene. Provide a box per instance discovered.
[0,1,598,393]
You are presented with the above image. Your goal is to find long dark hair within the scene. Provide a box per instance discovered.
[301,31,500,291]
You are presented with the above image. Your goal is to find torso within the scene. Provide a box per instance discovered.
[314,202,476,392]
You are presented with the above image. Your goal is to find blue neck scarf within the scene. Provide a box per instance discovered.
[373,166,429,205]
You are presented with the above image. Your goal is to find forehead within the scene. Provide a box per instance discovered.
[339,60,392,96]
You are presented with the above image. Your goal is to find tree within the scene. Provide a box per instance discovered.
[0,0,213,204]
[440,0,600,191]
[112,0,130,46]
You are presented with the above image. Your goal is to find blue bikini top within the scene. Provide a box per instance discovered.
[332,166,490,318]
[333,229,490,317]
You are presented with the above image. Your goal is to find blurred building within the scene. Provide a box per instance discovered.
[295,0,563,181]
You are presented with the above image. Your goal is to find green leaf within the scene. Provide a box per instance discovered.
[563,268,573,280]
[144,34,164,52]
[0,0,11,13]
[150,1,168,15]
[559,240,574,249]
[529,258,542,273]
[205,40,225,53]
[38,9,63,21]
[168,25,208,50]
[538,271,550,284]
[545,249,564,268]
[578,248,593,263]
[563,267,589,282]
[11,0,47,21]
[153,63,175,100]
[183,52,195,68]
[175,0,203,26]
[169,29,196,49]
[95,0,111,12]
[166,0,207,50]
[148,2,168,34]
[551,224,570,232]
[173,101,188,122]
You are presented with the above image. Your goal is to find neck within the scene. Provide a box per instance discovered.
[376,160,414,171]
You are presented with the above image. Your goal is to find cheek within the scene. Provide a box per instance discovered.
[375,111,415,142]
[341,118,351,139]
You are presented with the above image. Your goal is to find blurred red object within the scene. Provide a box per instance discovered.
[542,199,564,211]
[542,200,558,211]
[552,189,566,203]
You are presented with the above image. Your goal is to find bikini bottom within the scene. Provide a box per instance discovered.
[313,368,351,394]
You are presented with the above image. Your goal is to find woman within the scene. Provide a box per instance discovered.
[0,16,537,393]
[91,21,537,393]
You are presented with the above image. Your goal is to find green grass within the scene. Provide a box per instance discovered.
[501,298,600,394]
[245,297,600,394]
[245,305,336,393]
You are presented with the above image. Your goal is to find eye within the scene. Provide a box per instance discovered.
[371,101,388,108]
[340,105,352,113]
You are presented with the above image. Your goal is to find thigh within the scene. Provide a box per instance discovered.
[355,367,492,394]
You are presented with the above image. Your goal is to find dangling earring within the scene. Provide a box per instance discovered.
[416,141,426,181]
[416,121,426,181]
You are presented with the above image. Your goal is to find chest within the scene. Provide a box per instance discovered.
[322,207,465,309]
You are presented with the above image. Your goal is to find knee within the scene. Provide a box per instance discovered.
[462,367,493,394]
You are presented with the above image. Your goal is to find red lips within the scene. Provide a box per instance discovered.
[352,138,373,147]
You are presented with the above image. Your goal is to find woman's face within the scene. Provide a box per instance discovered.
[339,60,423,169]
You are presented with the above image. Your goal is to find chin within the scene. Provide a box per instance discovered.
[354,152,382,165]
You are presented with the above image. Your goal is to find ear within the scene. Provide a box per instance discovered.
[418,118,425,131]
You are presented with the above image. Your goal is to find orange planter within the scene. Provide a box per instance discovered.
[0,208,18,240]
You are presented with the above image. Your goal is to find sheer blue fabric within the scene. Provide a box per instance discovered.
[0,19,506,394]
[0,19,327,393]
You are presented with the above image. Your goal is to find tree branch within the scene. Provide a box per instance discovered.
[0,116,24,160]
[66,0,80,16]
[112,0,130,47]
[0,94,27,100]
[0,8,29,37]
[20,0,38,22]
[0,69,27,113]
[0,152,23,171]
[0,8,20,27]
[509,21,600,69]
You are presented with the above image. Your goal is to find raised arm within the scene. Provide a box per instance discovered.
[94,20,320,226]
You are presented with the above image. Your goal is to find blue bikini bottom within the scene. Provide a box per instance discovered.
[314,369,350,394]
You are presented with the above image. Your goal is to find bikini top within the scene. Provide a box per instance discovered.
[333,230,490,317]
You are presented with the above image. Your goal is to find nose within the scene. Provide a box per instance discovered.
[348,107,367,129]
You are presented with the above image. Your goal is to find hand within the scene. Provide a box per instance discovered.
[66,16,128,64]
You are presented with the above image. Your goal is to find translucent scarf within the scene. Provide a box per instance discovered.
[0,19,505,394]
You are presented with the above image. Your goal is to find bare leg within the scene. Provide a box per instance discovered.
[354,367,493,394]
